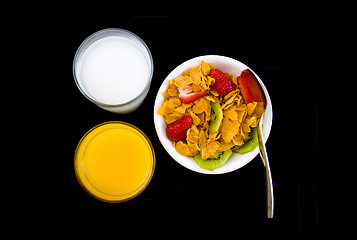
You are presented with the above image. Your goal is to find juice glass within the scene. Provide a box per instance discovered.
[73,28,153,113]
[74,121,155,202]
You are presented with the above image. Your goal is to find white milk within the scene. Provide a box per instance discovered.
[74,30,153,113]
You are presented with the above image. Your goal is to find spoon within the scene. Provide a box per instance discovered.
[258,109,274,218]
[240,69,274,218]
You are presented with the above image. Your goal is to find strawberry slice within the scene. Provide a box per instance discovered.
[166,115,193,141]
[210,69,235,96]
[178,84,208,104]
[237,69,263,103]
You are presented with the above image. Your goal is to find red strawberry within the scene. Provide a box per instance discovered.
[166,115,193,141]
[178,84,208,103]
[237,69,263,103]
[210,69,235,96]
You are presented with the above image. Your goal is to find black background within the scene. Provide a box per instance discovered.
[20,4,335,238]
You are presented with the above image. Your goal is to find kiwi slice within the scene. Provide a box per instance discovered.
[209,101,223,134]
[194,149,233,171]
[233,127,258,154]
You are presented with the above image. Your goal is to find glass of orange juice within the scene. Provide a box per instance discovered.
[74,121,155,202]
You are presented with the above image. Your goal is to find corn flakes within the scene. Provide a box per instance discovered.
[220,117,240,143]
[201,140,220,159]
[158,60,264,160]
[200,60,211,76]
[186,125,199,143]
[175,141,199,156]
[174,75,193,88]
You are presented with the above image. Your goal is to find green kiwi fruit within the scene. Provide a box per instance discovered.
[194,149,233,171]
[233,127,258,154]
[209,101,223,134]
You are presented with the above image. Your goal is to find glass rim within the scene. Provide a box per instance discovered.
[74,121,156,203]
[72,28,154,108]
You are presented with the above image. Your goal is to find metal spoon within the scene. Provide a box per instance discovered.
[249,70,274,218]
[258,111,274,218]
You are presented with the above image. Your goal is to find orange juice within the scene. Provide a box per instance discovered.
[74,121,155,202]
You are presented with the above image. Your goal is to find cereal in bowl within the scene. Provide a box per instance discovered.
[158,60,264,170]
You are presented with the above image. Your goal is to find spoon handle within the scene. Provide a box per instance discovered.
[257,119,274,218]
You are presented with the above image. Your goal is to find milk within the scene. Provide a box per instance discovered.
[74,29,153,113]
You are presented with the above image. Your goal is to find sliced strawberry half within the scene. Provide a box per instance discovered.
[210,69,235,97]
[178,84,208,104]
[166,115,193,141]
[237,69,264,103]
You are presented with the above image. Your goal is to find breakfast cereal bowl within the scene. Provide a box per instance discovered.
[153,55,272,174]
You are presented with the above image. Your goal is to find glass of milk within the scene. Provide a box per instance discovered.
[73,28,153,113]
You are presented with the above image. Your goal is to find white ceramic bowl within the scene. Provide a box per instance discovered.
[153,55,272,174]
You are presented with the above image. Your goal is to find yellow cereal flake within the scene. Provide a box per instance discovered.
[167,88,179,97]
[210,88,219,96]
[255,102,265,118]
[192,98,211,114]
[218,141,235,152]
[204,94,218,103]
[242,122,251,133]
[250,114,258,127]
[201,141,220,159]
[162,80,179,98]
[227,72,237,85]
[164,113,182,124]
[236,103,247,111]
[243,116,255,126]
[237,110,246,123]
[175,141,198,156]
[188,143,199,155]
[158,97,181,116]
[208,131,220,141]
[189,66,201,86]
[232,134,245,146]
[188,110,201,126]
[224,105,238,121]
[221,90,241,110]
[207,76,215,86]
[173,105,187,115]
[200,76,209,91]
[247,102,257,115]
[220,117,240,143]
[198,128,207,146]
[186,125,200,144]
[174,75,193,88]
[200,60,211,76]
[224,89,238,100]
[192,83,202,93]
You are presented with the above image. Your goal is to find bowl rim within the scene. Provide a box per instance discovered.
[153,55,272,174]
